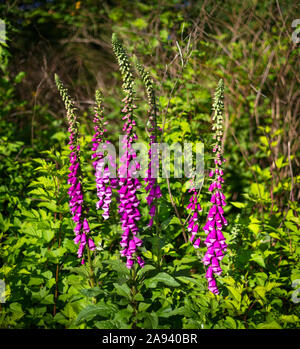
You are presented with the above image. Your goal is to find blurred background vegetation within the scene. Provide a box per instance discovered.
[0,0,299,329]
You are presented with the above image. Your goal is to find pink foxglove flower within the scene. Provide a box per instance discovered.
[112,33,144,269]
[202,79,227,295]
[186,181,202,249]
[91,89,117,220]
[136,63,162,228]
[55,74,96,264]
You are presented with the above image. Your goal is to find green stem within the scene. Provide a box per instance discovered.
[87,248,96,304]
[130,265,138,329]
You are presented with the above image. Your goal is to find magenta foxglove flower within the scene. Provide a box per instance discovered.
[91,89,117,220]
[187,182,202,248]
[112,33,144,269]
[202,79,227,295]
[55,74,96,264]
[136,63,162,227]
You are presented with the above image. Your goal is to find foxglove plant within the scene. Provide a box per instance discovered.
[112,34,144,269]
[186,182,202,248]
[136,63,162,228]
[202,79,228,294]
[55,74,96,264]
[91,89,117,220]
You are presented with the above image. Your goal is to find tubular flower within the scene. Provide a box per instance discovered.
[202,79,227,295]
[55,74,96,264]
[112,33,144,269]
[186,181,202,249]
[91,89,117,220]
[136,63,161,227]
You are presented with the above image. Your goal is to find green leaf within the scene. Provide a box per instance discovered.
[257,321,282,329]
[138,302,151,312]
[157,306,186,318]
[9,303,25,321]
[79,287,107,298]
[254,286,266,301]
[42,230,55,243]
[28,277,44,286]
[279,315,299,324]
[159,29,169,41]
[14,71,26,84]
[224,316,237,329]
[103,260,130,278]
[226,286,242,303]
[76,303,117,324]
[137,264,156,280]
[250,253,266,268]
[132,18,148,30]
[113,283,131,300]
[133,293,144,302]
[230,202,246,209]
[37,201,58,212]
[95,320,120,329]
[144,272,180,288]
[40,294,54,305]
